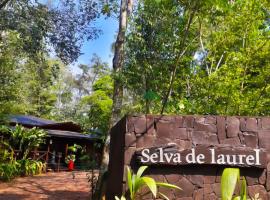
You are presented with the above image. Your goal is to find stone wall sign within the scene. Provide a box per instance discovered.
[136,145,267,168]
[106,115,270,200]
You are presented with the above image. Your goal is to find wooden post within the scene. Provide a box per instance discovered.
[57,154,60,172]
[45,144,50,172]
[33,147,37,160]
[65,144,68,157]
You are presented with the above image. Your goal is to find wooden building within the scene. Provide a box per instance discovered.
[9,115,102,170]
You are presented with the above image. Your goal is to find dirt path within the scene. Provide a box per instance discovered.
[0,172,91,200]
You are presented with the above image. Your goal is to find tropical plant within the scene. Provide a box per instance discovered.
[68,144,82,153]
[0,125,47,159]
[221,168,247,200]
[221,168,262,200]
[0,159,45,181]
[65,154,76,164]
[17,159,46,176]
[115,166,181,200]
[65,144,82,164]
[0,161,20,181]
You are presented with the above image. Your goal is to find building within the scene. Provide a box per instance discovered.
[9,115,102,170]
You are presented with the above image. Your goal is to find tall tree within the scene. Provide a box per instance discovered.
[95,0,133,199]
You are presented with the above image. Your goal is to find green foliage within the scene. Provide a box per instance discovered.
[65,144,82,164]
[221,168,247,200]
[68,143,82,153]
[0,159,45,181]
[123,0,270,116]
[17,159,46,176]
[0,125,47,159]
[0,161,20,181]
[115,166,181,200]
[79,74,113,135]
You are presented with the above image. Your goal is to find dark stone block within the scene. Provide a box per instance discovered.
[261,118,270,130]
[188,175,204,188]
[246,176,258,186]
[125,133,136,147]
[217,116,226,141]
[175,116,184,127]
[240,118,246,131]
[193,189,204,200]
[212,183,220,196]
[177,140,192,151]
[258,130,270,150]
[154,137,172,146]
[172,128,188,140]
[156,120,173,138]
[146,115,155,135]
[243,132,258,148]
[205,116,217,124]
[136,134,144,148]
[176,198,193,200]
[191,131,218,145]
[246,118,258,131]
[195,117,205,123]
[194,121,217,133]
[220,137,241,145]
[165,174,182,183]
[204,175,216,184]
[183,116,195,128]
[143,135,155,148]
[124,147,136,164]
[175,177,194,197]
[203,184,213,194]
[258,169,266,185]
[204,193,217,200]
[133,116,147,134]
[226,117,240,138]
[248,185,268,200]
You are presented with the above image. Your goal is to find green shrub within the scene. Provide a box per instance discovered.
[0,161,20,181]
[17,159,46,176]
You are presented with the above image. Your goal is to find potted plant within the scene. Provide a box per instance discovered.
[65,144,81,171]
[65,154,76,171]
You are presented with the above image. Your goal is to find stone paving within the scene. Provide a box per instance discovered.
[0,171,91,200]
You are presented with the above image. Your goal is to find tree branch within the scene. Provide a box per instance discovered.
[0,0,11,10]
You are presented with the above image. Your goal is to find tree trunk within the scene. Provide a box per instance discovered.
[94,1,133,199]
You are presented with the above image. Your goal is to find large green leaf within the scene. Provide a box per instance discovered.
[221,168,240,200]
[240,178,247,200]
[156,182,182,190]
[127,166,133,197]
[142,177,157,198]
[136,166,148,178]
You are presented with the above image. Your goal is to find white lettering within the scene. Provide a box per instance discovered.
[254,149,261,165]
[246,155,255,165]
[217,154,225,164]
[141,149,150,163]
[173,153,181,163]
[196,154,205,164]
[210,149,216,164]
[186,149,196,163]
[164,153,174,163]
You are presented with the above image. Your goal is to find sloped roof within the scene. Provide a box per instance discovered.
[9,115,81,132]
[10,115,56,126]
[46,130,100,140]
[5,115,101,141]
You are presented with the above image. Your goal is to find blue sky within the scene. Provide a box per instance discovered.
[70,17,118,74]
